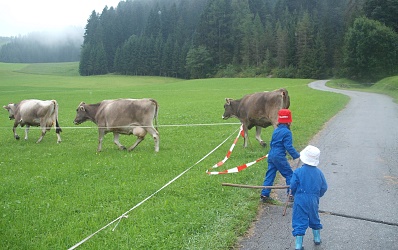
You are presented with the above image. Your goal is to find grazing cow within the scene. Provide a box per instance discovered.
[73,98,159,152]
[222,88,290,148]
[3,99,62,143]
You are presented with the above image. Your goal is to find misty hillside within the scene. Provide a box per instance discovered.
[0,27,83,63]
[0,37,12,47]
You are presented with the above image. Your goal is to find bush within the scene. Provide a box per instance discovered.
[272,66,297,78]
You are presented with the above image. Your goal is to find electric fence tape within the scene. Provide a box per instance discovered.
[67,127,239,250]
[206,125,267,175]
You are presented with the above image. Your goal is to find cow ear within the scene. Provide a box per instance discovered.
[79,106,85,111]
[225,98,232,105]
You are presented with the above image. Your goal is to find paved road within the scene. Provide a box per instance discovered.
[238,80,398,250]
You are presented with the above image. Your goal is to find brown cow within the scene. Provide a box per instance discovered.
[3,99,62,143]
[73,98,159,152]
[222,88,290,147]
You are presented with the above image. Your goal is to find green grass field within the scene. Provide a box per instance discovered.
[0,62,351,249]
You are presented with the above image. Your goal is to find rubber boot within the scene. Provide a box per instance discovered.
[313,229,321,245]
[295,235,304,250]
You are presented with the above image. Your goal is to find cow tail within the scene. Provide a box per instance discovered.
[281,89,290,109]
[52,100,62,133]
[56,119,62,133]
[150,99,159,132]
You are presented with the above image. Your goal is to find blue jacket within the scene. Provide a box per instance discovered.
[268,124,300,160]
[290,164,328,198]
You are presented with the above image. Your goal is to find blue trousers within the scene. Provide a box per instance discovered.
[261,157,293,197]
[292,194,323,236]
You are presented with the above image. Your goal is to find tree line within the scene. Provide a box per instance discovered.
[81,0,397,82]
[1,0,397,82]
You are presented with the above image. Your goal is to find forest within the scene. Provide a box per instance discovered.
[1,0,397,82]
[0,27,83,63]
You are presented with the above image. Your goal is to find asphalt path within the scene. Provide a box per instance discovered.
[238,80,398,250]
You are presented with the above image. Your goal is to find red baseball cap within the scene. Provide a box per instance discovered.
[278,109,292,123]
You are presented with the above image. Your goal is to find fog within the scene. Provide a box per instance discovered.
[21,26,84,47]
[0,0,121,37]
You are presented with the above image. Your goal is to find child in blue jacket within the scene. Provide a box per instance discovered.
[261,109,300,202]
[290,145,328,250]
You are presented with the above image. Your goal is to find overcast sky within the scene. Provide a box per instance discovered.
[0,0,122,37]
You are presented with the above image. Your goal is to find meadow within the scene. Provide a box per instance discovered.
[0,62,349,249]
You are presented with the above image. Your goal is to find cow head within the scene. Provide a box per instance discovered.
[3,103,16,120]
[222,98,237,120]
[73,102,89,125]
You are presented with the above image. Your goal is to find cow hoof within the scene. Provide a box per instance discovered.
[15,135,20,140]
[260,141,267,148]
[120,146,127,150]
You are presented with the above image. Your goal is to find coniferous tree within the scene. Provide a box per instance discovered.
[230,0,252,65]
[263,17,276,65]
[296,12,314,78]
[312,31,327,79]
[195,0,234,70]
[239,2,256,67]
[275,21,288,68]
[100,6,118,72]
[186,45,213,78]
[93,42,108,74]
[79,43,94,75]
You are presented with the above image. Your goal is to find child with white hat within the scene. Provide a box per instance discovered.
[290,145,328,250]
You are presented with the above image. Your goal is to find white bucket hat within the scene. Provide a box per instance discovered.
[300,145,320,166]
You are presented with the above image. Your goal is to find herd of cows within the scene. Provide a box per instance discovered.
[2,88,290,151]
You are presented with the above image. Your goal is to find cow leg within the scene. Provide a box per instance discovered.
[56,133,62,144]
[36,126,47,143]
[97,129,106,152]
[113,133,126,150]
[36,121,51,143]
[145,127,159,152]
[24,125,30,140]
[13,123,20,140]
[242,125,249,148]
[255,126,266,147]
[127,127,147,151]
[127,137,144,151]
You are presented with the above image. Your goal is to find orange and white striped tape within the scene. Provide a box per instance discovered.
[206,125,267,175]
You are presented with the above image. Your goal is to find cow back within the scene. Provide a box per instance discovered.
[96,99,157,130]
[16,99,58,126]
[238,88,289,126]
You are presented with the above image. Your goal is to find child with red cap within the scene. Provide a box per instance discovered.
[260,109,300,202]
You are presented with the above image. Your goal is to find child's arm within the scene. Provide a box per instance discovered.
[290,171,299,195]
[283,131,300,159]
[319,172,328,197]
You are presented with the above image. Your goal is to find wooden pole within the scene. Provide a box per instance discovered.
[283,190,291,216]
[221,183,289,189]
